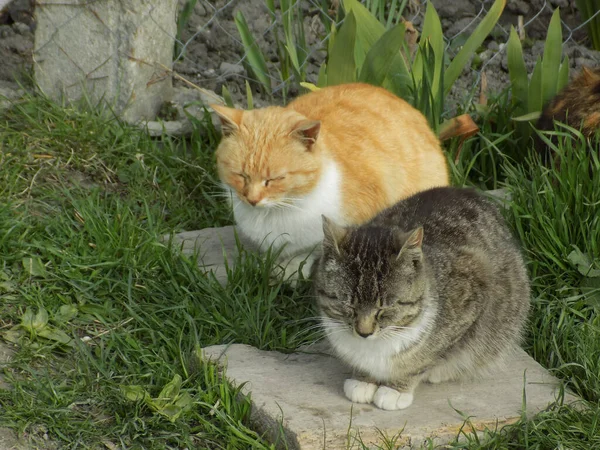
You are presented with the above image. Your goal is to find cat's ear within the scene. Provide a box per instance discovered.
[210,104,243,136]
[395,227,424,262]
[290,120,321,150]
[322,215,347,254]
[582,66,600,85]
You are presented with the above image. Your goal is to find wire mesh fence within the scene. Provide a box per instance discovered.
[168,0,600,107]
[22,0,600,121]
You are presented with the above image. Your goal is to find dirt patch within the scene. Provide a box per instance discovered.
[1,0,599,111]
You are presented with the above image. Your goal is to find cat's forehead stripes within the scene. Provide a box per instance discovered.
[343,228,394,307]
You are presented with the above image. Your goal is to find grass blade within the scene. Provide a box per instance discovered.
[234,11,271,94]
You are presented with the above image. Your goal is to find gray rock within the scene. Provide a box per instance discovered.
[202,343,578,450]
[431,0,477,19]
[140,85,228,137]
[166,226,240,285]
[144,120,188,137]
[506,0,531,16]
[219,61,244,77]
[33,0,178,124]
[0,81,24,111]
[12,21,29,35]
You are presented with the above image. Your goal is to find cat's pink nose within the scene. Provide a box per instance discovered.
[248,199,258,206]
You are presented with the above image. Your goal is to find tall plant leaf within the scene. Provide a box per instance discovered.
[444,0,506,96]
[327,11,358,85]
[234,11,271,94]
[413,3,444,100]
[558,55,570,91]
[358,23,408,86]
[541,8,563,106]
[528,57,544,114]
[507,27,529,116]
[342,0,386,68]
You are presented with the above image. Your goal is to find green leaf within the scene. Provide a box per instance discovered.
[568,247,600,277]
[158,392,194,422]
[245,80,254,110]
[557,55,570,91]
[507,27,529,115]
[21,307,35,332]
[234,11,271,93]
[54,304,78,324]
[512,111,542,122]
[342,0,386,68]
[157,374,183,406]
[32,308,49,331]
[541,8,563,106]
[0,281,16,292]
[581,277,600,309]
[121,385,150,403]
[415,3,444,100]
[1,328,22,345]
[528,57,544,114]
[22,257,46,277]
[444,0,506,96]
[327,10,357,85]
[221,85,234,108]
[37,327,73,345]
[316,63,327,87]
[358,23,408,86]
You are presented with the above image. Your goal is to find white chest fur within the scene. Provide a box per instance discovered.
[324,309,434,382]
[231,161,343,258]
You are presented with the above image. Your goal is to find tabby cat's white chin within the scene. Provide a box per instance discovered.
[231,160,343,258]
[323,308,435,382]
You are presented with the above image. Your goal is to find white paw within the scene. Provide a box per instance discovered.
[344,379,378,404]
[373,386,414,410]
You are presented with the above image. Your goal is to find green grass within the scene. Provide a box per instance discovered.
[0,95,316,449]
[1,90,600,449]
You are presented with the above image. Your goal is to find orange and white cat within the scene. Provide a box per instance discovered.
[211,83,449,280]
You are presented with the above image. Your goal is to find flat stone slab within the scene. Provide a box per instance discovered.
[167,189,511,286]
[167,226,239,285]
[202,344,576,449]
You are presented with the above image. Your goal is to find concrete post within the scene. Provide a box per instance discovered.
[33,0,178,123]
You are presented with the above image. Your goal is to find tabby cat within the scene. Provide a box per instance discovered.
[211,83,449,279]
[313,187,530,410]
[535,66,600,161]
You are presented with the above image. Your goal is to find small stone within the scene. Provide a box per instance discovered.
[506,0,530,15]
[430,0,476,19]
[143,120,190,137]
[0,24,14,38]
[203,68,217,78]
[219,62,244,77]
[487,41,500,52]
[12,21,30,35]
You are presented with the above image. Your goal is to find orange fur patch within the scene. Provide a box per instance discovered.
[214,83,449,224]
[584,111,600,131]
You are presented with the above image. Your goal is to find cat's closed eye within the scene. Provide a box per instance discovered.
[375,309,394,321]
[264,176,286,187]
